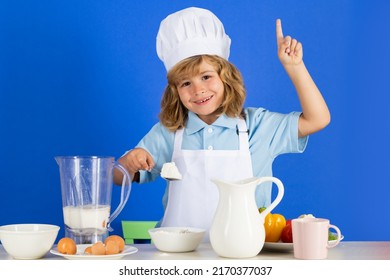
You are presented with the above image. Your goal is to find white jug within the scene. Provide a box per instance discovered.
[210,177,284,258]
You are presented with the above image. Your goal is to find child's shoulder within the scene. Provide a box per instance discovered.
[243,107,300,127]
[244,107,299,119]
[145,122,175,142]
[243,107,268,119]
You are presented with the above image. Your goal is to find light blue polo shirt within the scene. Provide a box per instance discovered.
[136,107,308,207]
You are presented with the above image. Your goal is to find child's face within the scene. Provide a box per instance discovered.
[176,60,224,125]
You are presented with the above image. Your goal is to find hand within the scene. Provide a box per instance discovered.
[118,148,155,175]
[276,19,303,66]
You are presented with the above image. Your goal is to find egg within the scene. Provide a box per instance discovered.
[84,246,92,255]
[105,240,120,255]
[57,237,77,255]
[91,241,106,255]
[104,235,125,252]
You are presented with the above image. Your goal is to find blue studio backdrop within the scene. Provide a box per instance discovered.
[1,0,389,242]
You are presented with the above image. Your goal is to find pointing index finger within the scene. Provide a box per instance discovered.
[276,19,284,42]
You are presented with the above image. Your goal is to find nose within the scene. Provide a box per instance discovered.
[193,82,206,96]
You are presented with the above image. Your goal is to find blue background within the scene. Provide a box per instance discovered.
[1,0,389,242]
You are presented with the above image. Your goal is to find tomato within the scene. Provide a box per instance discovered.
[280,220,293,243]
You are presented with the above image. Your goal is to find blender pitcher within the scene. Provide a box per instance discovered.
[55,156,131,244]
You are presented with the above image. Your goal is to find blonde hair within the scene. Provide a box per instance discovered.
[159,55,246,131]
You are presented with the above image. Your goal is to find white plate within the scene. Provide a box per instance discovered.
[50,244,138,260]
[262,235,344,252]
[262,241,294,252]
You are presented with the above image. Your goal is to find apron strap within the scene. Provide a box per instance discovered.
[237,118,250,151]
[173,128,184,158]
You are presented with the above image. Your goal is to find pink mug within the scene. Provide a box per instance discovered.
[292,218,341,259]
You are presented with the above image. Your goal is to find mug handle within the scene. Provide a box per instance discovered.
[327,224,342,248]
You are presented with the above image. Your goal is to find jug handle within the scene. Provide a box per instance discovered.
[258,177,285,218]
[107,162,132,231]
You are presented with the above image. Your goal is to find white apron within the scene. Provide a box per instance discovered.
[161,118,253,239]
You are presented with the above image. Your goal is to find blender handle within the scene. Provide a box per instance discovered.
[107,162,132,231]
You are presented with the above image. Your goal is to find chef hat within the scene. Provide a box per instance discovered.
[156,7,231,71]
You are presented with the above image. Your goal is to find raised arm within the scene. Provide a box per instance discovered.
[276,19,330,137]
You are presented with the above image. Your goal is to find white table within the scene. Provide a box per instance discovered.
[1,242,390,260]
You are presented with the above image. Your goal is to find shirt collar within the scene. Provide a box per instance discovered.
[185,111,238,135]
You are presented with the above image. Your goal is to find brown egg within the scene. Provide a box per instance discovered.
[104,235,125,252]
[105,240,120,255]
[91,241,106,255]
[84,246,92,255]
[57,237,77,255]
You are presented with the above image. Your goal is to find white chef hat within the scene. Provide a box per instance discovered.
[156,7,231,71]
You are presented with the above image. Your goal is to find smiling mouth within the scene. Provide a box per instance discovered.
[194,96,213,104]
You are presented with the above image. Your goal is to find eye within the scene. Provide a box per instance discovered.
[179,81,191,88]
[202,75,212,81]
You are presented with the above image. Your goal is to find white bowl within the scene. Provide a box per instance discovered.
[0,224,60,259]
[148,227,205,253]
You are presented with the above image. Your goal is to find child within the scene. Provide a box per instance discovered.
[114,7,330,232]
